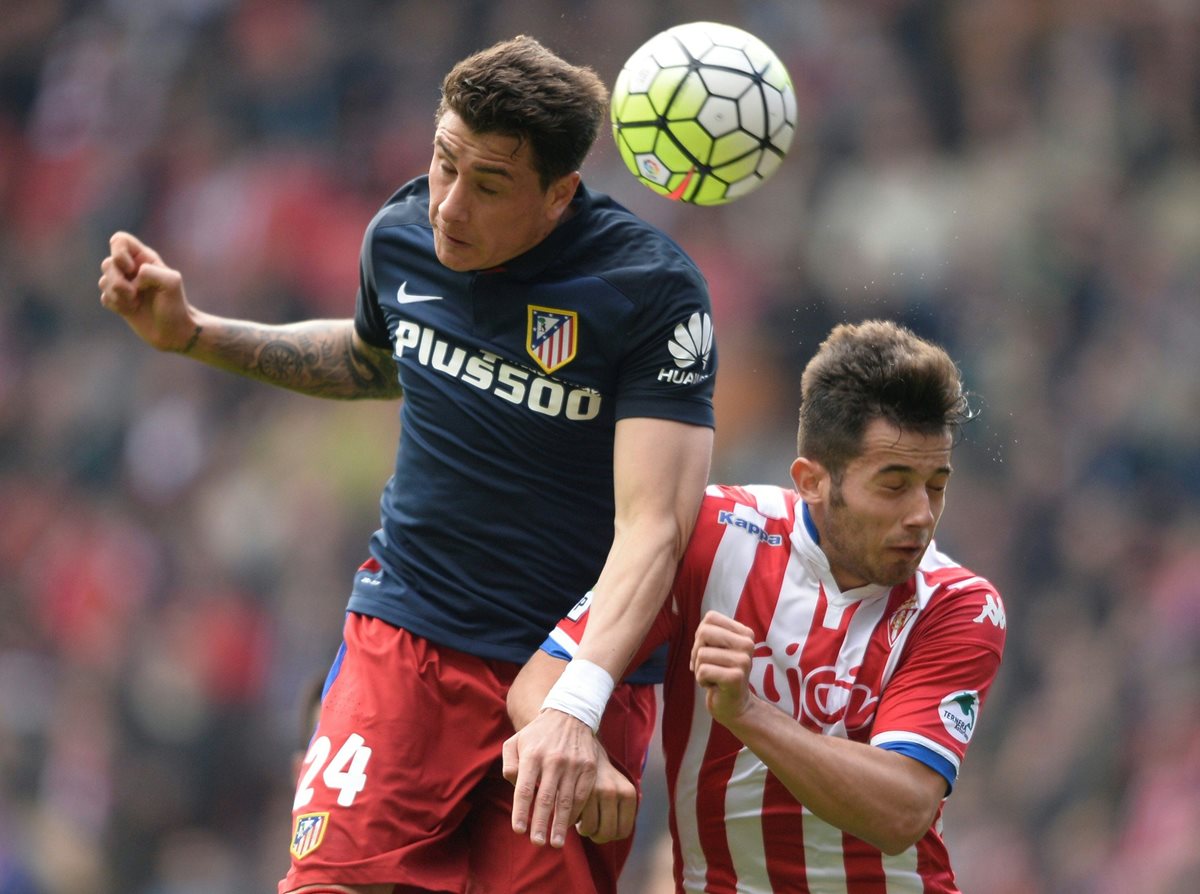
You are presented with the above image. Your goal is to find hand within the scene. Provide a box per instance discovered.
[98,231,198,352]
[502,708,600,848]
[690,610,756,726]
[574,748,638,844]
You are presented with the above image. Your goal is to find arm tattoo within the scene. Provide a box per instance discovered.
[206,320,402,400]
[181,325,203,355]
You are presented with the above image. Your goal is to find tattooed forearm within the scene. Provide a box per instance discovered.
[181,325,203,355]
[348,335,401,397]
[258,340,307,384]
[196,318,402,400]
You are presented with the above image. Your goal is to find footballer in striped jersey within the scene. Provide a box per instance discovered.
[507,320,1005,893]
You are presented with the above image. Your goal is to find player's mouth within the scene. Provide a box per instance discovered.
[438,227,469,247]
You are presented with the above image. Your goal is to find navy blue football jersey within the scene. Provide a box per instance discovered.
[349,177,716,676]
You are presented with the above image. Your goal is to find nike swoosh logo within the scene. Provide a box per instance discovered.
[396,282,444,304]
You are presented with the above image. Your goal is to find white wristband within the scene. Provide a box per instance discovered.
[540,658,615,734]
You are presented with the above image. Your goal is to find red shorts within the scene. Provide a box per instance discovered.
[279,612,656,893]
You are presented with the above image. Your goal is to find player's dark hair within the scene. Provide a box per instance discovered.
[437,35,608,189]
[798,320,974,479]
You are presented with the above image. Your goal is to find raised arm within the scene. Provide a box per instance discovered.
[693,611,947,854]
[504,415,711,847]
[575,416,711,677]
[98,231,401,400]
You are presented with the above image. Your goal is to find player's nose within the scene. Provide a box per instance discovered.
[438,177,472,223]
[902,491,937,530]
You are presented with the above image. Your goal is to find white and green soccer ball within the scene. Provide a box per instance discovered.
[611,21,796,206]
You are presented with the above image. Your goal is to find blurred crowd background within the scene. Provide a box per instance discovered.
[1,0,1198,892]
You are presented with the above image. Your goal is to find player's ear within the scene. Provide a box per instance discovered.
[546,171,580,217]
[791,456,828,504]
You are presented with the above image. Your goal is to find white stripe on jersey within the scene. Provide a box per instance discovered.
[749,547,822,722]
[726,747,773,894]
[738,483,793,519]
[880,847,924,891]
[675,509,764,889]
[820,593,891,738]
[803,804,926,893]
[802,807,850,894]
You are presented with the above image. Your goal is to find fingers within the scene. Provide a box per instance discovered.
[547,764,592,849]
[690,610,753,672]
[99,233,172,312]
[98,255,135,310]
[575,760,637,843]
[501,734,519,786]
[518,749,589,848]
[504,730,572,848]
[504,713,601,849]
[692,627,754,684]
[134,261,182,294]
[109,230,162,274]
[505,732,555,842]
[691,611,758,726]
[575,796,602,840]
[99,234,141,314]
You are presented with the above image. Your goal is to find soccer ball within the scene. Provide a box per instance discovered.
[611,21,796,206]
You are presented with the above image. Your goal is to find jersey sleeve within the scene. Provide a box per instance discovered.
[353,203,394,349]
[540,590,675,680]
[612,265,717,428]
[870,579,1007,794]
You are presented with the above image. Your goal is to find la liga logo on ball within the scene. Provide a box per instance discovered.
[612,21,796,206]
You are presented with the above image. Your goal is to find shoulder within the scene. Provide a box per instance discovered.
[569,186,707,294]
[691,484,797,542]
[371,176,432,235]
[704,483,797,517]
[912,546,1007,651]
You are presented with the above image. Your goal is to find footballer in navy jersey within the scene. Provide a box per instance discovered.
[350,176,715,671]
[100,36,717,894]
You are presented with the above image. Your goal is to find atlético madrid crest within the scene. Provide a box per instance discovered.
[527,305,578,374]
[290,812,329,860]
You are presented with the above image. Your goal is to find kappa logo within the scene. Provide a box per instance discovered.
[939,690,980,744]
[717,509,784,546]
[659,312,713,384]
[972,593,1006,629]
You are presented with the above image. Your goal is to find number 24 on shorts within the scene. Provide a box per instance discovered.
[294,734,373,809]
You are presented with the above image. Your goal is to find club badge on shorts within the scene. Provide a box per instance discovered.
[291,812,329,860]
[527,305,577,374]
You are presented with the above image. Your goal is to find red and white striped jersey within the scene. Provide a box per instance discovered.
[546,484,1006,893]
